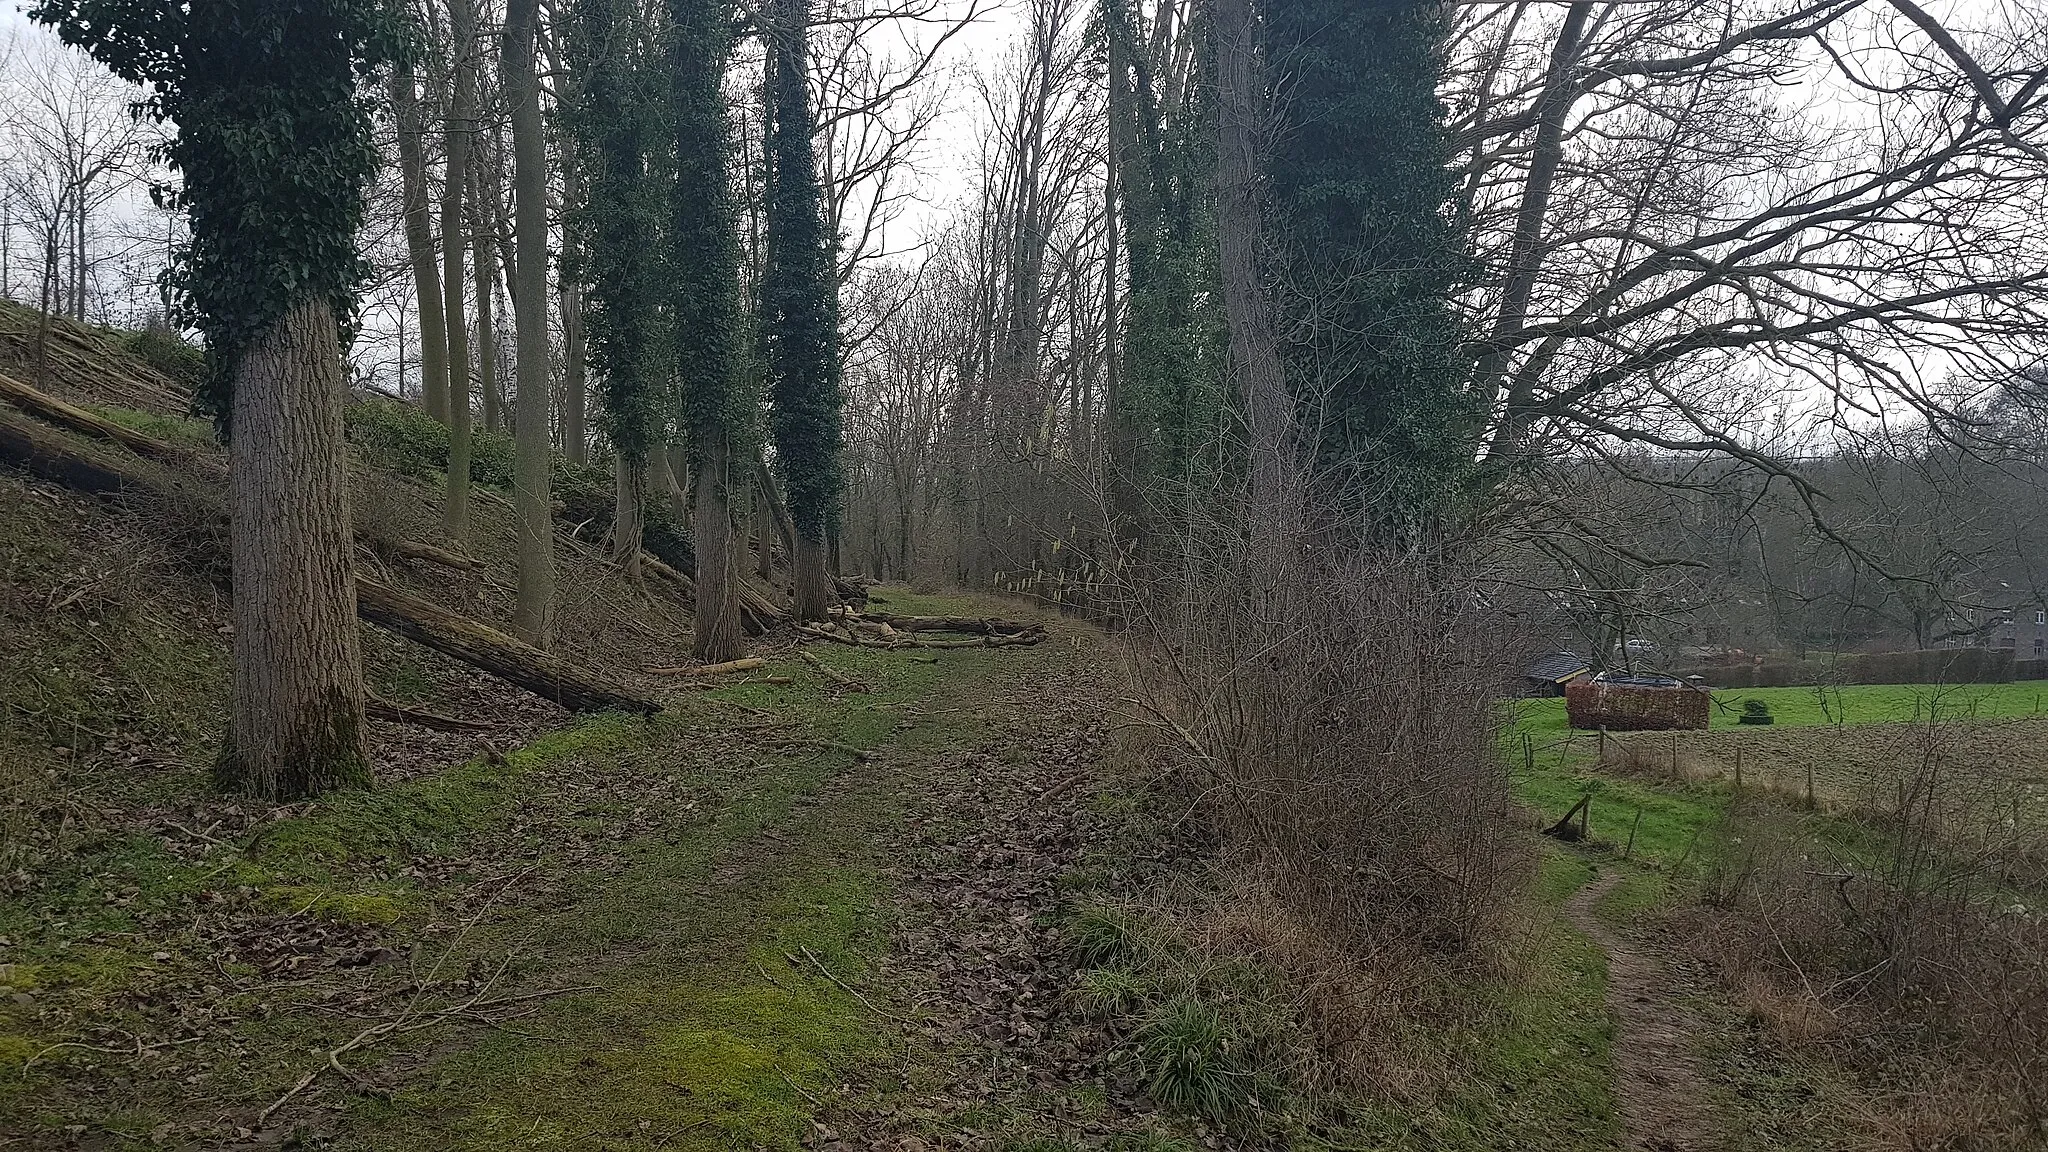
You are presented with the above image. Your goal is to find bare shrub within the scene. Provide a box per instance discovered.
[1698,720,2048,1147]
[1100,455,1525,1097]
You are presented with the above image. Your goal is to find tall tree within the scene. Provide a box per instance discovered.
[31,0,399,798]
[1266,0,1477,522]
[763,0,845,621]
[442,0,480,543]
[389,57,451,421]
[1103,0,1219,522]
[667,0,749,660]
[568,0,667,574]
[505,0,555,643]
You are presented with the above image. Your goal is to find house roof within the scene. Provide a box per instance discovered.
[1527,652,1591,683]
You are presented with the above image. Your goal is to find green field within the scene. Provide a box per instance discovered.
[1511,682,2048,735]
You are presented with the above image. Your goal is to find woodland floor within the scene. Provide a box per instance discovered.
[2,574,1844,1152]
[0,589,1207,1150]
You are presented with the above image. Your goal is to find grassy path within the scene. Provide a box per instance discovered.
[0,590,1092,1150]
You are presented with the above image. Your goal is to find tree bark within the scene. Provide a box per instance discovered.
[391,60,450,422]
[792,531,834,621]
[691,436,747,662]
[471,166,502,434]
[613,450,645,578]
[217,297,370,799]
[1214,0,1291,524]
[505,0,555,645]
[442,0,479,543]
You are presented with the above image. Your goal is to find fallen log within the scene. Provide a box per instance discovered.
[797,622,1043,650]
[1541,794,1592,842]
[0,371,213,471]
[365,696,497,732]
[0,406,657,716]
[846,610,1046,636]
[645,657,766,677]
[387,538,479,570]
[356,580,657,715]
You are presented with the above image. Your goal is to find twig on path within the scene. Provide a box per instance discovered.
[810,740,876,763]
[255,979,598,1126]
[788,945,911,1024]
[258,867,554,1128]
[774,1062,823,1106]
[800,649,870,692]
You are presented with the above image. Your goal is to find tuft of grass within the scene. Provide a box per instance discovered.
[1068,904,1156,970]
[1078,967,1150,1016]
[1138,996,1247,1122]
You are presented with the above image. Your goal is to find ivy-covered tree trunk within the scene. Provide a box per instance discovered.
[32,0,400,799]
[1265,0,1477,524]
[222,297,369,797]
[568,0,665,578]
[442,0,480,544]
[763,0,843,622]
[506,0,555,644]
[389,60,450,422]
[668,0,751,661]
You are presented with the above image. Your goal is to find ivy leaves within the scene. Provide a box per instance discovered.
[32,0,404,429]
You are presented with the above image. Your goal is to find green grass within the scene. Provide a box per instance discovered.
[1512,681,2048,736]
[2,586,1043,1148]
[1321,852,1621,1152]
[84,404,216,449]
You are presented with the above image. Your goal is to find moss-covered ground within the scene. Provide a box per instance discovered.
[0,587,1023,1148]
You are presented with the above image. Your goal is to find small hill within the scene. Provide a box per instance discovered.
[0,313,713,891]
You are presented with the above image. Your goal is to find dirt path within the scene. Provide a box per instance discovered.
[1564,869,1717,1152]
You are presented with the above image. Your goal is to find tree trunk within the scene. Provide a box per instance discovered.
[391,60,450,423]
[792,531,834,621]
[216,297,369,799]
[753,448,799,567]
[897,498,911,581]
[649,447,688,523]
[1480,1,1592,461]
[559,264,588,465]
[471,168,502,435]
[692,436,747,662]
[34,219,57,389]
[613,450,645,578]
[1214,0,1292,522]
[505,0,555,645]
[442,0,479,543]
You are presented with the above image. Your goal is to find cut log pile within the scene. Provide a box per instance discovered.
[799,607,1047,650]
[0,375,659,717]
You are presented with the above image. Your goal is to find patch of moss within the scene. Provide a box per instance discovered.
[247,712,650,879]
